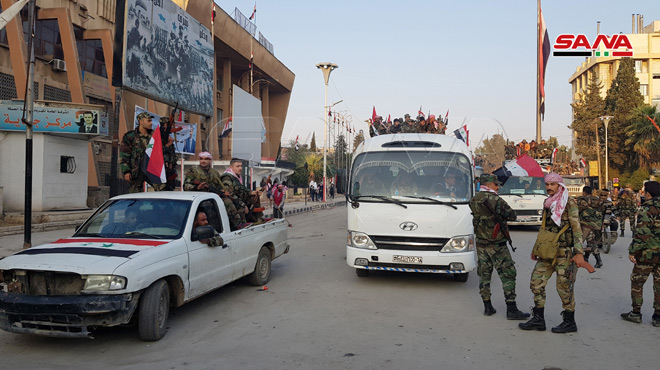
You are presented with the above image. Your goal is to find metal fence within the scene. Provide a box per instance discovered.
[258,32,274,55]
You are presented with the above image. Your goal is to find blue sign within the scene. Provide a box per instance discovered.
[0,100,108,135]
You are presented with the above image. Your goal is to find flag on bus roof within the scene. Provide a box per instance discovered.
[453,125,469,146]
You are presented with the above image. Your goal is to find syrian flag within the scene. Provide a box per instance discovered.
[445,110,449,122]
[142,125,166,185]
[372,106,377,121]
[418,106,424,118]
[219,117,232,138]
[387,114,391,124]
[453,125,469,146]
[493,154,544,185]
[539,4,550,120]
[249,3,256,20]
[294,135,300,151]
[551,148,558,163]
[211,3,216,25]
[580,158,587,168]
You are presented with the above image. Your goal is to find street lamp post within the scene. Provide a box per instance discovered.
[599,115,613,188]
[316,62,338,202]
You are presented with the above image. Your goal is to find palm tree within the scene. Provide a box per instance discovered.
[625,105,660,168]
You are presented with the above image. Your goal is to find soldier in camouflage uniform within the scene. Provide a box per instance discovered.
[577,186,605,268]
[618,185,638,237]
[220,158,264,223]
[520,173,593,333]
[621,181,660,327]
[184,152,245,230]
[120,112,167,193]
[469,174,529,320]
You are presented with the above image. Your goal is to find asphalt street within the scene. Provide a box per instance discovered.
[0,206,657,370]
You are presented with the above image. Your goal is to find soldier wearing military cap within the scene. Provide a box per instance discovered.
[469,174,529,320]
[120,112,167,193]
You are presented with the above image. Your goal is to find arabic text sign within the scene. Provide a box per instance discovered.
[0,100,108,135]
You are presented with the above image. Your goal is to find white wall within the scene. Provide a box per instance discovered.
[0,132,89,212]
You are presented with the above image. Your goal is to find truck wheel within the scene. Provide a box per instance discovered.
[247,247,271,286]
[138,279,170,341]
[356,268,369,277]
[453,273,469,282]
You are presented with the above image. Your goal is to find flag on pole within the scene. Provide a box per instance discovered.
[294,135,300,151]
[580,158,587,168]
[211,3,216,25]
[219,116,232,138]
[453,125,469,146]
[142,124,166,184]
[387,114,391,124]
[539,4,550,120]
[445,110,449,123]
[249,50,253,69]
[249,3,257,20]
[493,154,544,185]
[551,148,558,163]
[372,106,377,122]
[418,106,424,118]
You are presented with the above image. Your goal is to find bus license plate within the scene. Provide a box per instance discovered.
[393,255,423,263]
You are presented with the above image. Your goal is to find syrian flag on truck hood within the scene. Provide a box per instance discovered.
[142,125,166,184]
[493,154,544,185]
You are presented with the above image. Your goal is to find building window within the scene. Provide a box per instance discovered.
[640,84,648,96]
[634,60,648,73]
[75,26,107,78]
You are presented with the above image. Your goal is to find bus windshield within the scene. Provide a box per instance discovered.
[350,151,473,202]
[499,176,546,195]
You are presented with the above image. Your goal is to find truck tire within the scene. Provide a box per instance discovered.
[453,273,469,282]
[247,247,271,286]
[138,279,170,341]
[356,268,369,277]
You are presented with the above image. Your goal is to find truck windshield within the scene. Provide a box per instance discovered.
[499,176,546,195]
[350,151,473,203]
[75,199,192,239]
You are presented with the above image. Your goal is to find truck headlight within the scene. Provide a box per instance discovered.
[82,275,127,292]
[348,231,377,250]
[441,235,475,253]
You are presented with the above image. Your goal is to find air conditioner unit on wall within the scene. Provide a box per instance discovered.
[52,59,66,72]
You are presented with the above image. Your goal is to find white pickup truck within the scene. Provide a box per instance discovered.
[0,192,289,341]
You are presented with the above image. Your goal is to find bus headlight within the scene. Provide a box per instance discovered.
[348,231,377,250]
[441,235,475,253]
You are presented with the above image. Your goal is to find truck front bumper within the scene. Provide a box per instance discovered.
[0,291,139,338]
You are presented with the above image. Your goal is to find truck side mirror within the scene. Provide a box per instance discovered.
[193,225,215,241]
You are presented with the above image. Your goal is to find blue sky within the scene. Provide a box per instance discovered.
[216,0,658,148]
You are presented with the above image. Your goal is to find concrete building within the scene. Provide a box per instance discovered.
[0,0,294,216]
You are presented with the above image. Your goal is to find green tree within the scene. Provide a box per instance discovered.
[570,72,604,160]
[604,58,644,170]
[353,131,364,150]
[625,105,660,169]
[310,133,317,152]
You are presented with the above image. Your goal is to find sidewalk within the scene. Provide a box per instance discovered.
[0,197,346,237]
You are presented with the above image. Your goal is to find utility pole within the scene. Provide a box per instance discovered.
[22,0,36,249]
[315,63,338,202]
[599,115,613,188]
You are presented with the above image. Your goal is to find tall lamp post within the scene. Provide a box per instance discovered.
[316,62,338,202]
[599,115,613,188]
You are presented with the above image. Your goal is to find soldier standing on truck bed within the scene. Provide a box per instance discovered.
[468,174,530,320]
[120,112,167,193]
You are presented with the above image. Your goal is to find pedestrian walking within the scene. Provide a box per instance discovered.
[621,181,660,327]
[519,173,594,333]
[468,174,529,320]
[577,186,605,268]
[618,185,638,237]
[329,181,336,200]
[272,183,286,218]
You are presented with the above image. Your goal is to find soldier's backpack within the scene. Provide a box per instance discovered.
[533,211,570,260]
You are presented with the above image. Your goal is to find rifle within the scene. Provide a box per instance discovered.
[160,101,179,146]
[191,180,229,199]
[482,196,516,252]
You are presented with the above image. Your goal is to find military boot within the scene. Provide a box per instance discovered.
[551,310,577,333]
[519,307,546,331]
[594,254,603,268]
[583,252,591,263]
[621,311,642,323]
[652,314,660,327]
[620,229,624,237]
[483,300,496,316]
[506,302,531,320]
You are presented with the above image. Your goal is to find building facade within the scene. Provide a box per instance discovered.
[0,0,294,213]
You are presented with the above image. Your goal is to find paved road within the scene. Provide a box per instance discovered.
[0,207,657,370]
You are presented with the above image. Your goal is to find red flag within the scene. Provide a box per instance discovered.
[249,50,253,69]
[249,4,257,20]
[445,110,449,121]
[387,114,391,123]
[551,148,558,163]
[142,124,166,184]
[211,4,216,25]
[372,106,377,122]
[418,106,424,118]
[539,5,550,120]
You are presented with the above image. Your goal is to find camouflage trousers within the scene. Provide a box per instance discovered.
[630,263,660,314]
[619,211,637,232]
[222,198,245,230]
[477,243,517,303]
[583,228,601,256]
[127,174,167,193]
[530,250,577,311]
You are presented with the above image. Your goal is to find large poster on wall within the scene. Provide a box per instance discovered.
[133,105,197,155]
[122,0,214,116]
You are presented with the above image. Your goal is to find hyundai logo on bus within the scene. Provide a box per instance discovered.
[553,34,633,57]
[399,222,418,231]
